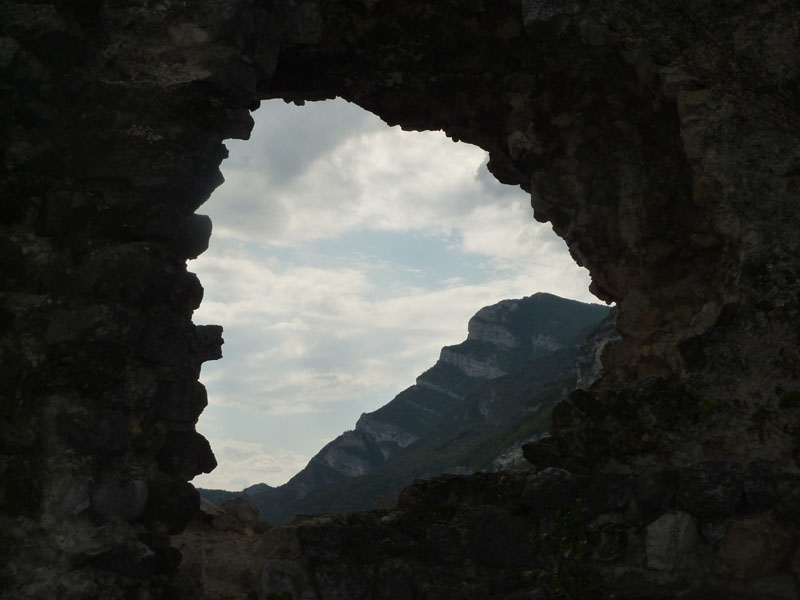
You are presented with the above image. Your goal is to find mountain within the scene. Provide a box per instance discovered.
[198,293,612,523]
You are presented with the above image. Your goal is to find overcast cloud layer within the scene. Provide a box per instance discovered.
[191,99,597,491]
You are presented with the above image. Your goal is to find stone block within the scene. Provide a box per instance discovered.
[88,542,157,579]
[645,511,698,571]
[586,471,634,514]
[45,474,90,518]
[636,468,679,516]
[220,495,260,529]
[749,573,800,600]
[142,476,200,535]
[522,467,578,510]
[715,513,795,579]
[55,408,127,454]
[262,559,319,600]
[90,473,148,523]
[521,435,563,469]
[156,429,217,479]
[676,463,743,518]
[192,324,224,362]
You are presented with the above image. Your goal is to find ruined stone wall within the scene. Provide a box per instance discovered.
[1,0,799,598]
[0,2,274,596]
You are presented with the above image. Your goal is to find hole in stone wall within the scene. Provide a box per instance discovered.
[189,98,594,492]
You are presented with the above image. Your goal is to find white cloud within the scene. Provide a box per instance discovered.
[209,102,519,246]
[227,99,386,185]
[193,242,591,418]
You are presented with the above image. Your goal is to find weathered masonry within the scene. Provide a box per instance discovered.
[1,1,799,598]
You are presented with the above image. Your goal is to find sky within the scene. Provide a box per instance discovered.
[190,98,599,491]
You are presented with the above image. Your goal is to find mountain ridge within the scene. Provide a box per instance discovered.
[198,292,612,523]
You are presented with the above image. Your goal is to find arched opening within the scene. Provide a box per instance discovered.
[190,97,598,493]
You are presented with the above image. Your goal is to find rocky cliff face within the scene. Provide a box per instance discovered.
[573,309,619,390]
[2,0,799,598]
[203,293,607,525]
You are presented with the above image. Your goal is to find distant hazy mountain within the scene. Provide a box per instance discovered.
[199,293,612,523]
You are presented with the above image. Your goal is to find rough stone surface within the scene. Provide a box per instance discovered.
[715,513,796,579]
[645,512,699,572]
[749,574,800,600]
[522,467,579,511]
[171,501,272,600]
[220,495,260,529]
[2,0,800,598]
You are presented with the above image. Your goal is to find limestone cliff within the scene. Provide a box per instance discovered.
[2,0,799,598]
[201,293,608,525]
